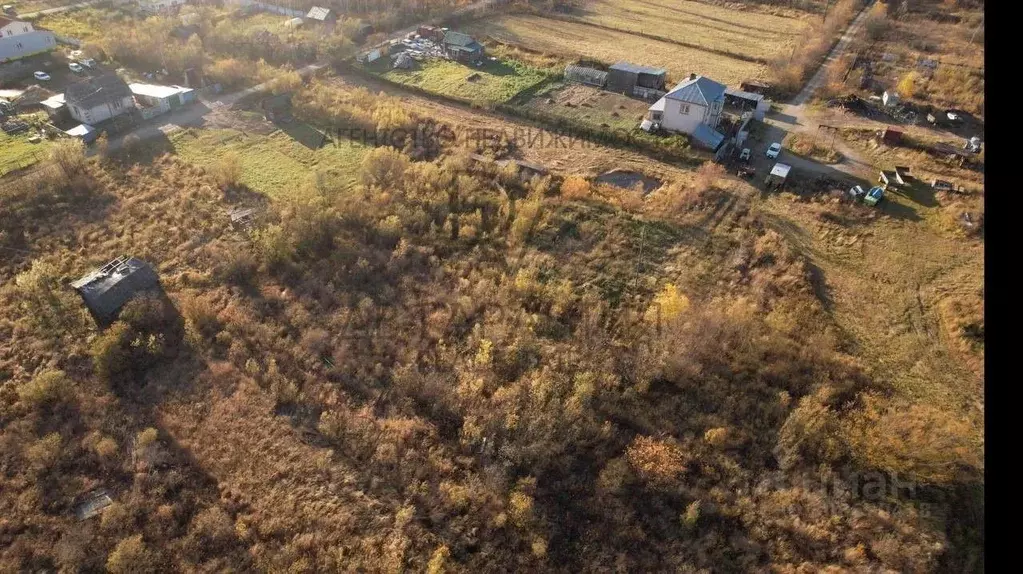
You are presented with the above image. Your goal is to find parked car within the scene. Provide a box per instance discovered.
[69,62,84,73]
[33,71,51,81]
[848,185,866,201]
[739,148,751,163]
[864,185,885,207]
[766,142,782,159]
[81,58,97,69]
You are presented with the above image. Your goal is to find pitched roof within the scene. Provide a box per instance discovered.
[609,61,666,76]
[691,123,725,150]
[0,16,19,28]
[665,75,726,106]
[444,30,479,48]
[72,256,160,323]
[64,74,131,109]
[306,6,332,20]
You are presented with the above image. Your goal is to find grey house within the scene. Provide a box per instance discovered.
[443,31,484,65]
[71,256,160,325]
[0,17,56,63]
[65,74,135,125]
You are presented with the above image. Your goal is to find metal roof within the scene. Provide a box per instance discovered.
[65,123,95,137]
[770,163,792,178]
[609,61,666,76]
[691,123,725,150]
[306,6,332,20]
[444,31,480,49]
[72,256,159,323]
[129,83,190,99]
[41,93,65,109]
[724,88,764,102]
[64,74,131,109]
[666,75,726,106]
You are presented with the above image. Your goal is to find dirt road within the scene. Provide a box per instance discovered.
[753,1,878,181]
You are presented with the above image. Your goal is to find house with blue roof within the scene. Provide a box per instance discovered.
[643,73,727,150]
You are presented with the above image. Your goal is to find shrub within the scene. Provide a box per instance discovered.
[897,72,921,99]
[107,534,157,574]
[427,545,451,574]
[25,432,63,472]
[49,139,87,178]
[625,436,687,485]
[560,176,591,199]
[360,147,410,188]
[210,152,242,188]
[17,369,73,410]
[681,500,701,530]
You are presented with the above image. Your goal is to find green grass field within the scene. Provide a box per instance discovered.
[379,57,553,105]
[0,127,51,177]
[169,126,371,199]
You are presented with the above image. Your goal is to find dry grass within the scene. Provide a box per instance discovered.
[784,131,842,163]
[568,0,810,64]
[466,13,769,86]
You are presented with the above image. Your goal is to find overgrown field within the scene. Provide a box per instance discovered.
[0,133,982,571]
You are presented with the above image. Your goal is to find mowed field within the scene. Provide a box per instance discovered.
[466,0,814,86]
[380,57,553,104]
[169,125,370,198]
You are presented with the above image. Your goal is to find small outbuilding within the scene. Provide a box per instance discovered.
[882,90,900,107]
[71,256,161,326]
[305,6,336,27]
[129,83,195,119]
[442,30,484,64]
[261,92,292,122]
[765,163,791,190]
[879,126,903,145]
[724,87,771,120]
[564,64,608,88]
[607,62,666,95]
[65,123,97,143]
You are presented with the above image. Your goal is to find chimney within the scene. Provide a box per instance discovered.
[689,73,697,81]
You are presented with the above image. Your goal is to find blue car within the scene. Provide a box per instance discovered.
[864,186,885,206]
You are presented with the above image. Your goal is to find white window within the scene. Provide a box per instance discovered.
[679,104,690,115]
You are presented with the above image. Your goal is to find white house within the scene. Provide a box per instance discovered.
[0,17,56,63]
[644,74,727,149]
[65,74,135,125]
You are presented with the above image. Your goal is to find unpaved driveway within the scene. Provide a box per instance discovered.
[754,1,879,180]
